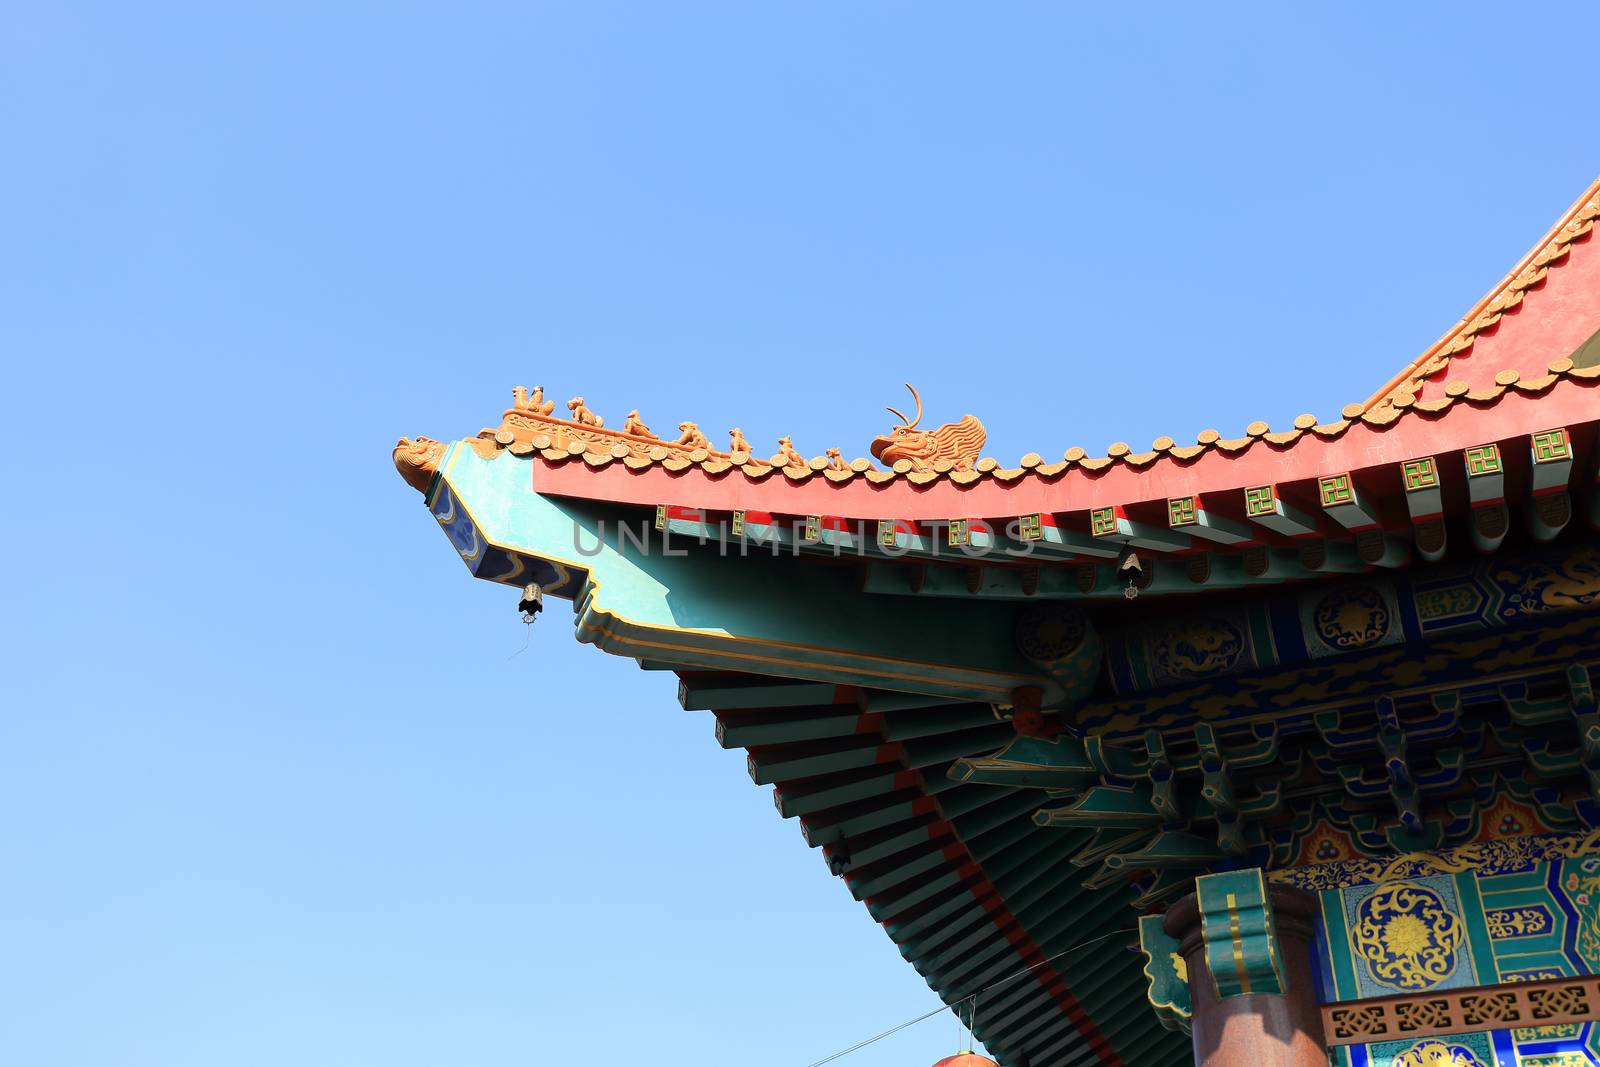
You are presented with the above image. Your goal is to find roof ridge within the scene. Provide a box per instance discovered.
[1360,175,1600,412]
[448,358,1600,489]
[399,177,1600,494]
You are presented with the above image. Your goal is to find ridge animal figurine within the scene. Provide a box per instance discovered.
[675,421,711,450]
[512,385,556,416]
[870,383,986,472]
[624,409,655,438]
[567,396,603,427]
[775,436,807,468]
[825,448,848,472]
[392,436,446,494]
[728,427,751,454]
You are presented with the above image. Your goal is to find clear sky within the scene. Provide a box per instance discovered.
[2,4,1596,1065]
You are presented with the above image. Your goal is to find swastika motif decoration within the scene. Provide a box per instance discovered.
[1403,458,1439,491]
[1465,444,1502,477]
[1320,473,1355,507]
[1244,484,1276,517]
[1532,428,1572,463]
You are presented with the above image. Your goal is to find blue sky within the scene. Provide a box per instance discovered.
[2,3,1596,1065]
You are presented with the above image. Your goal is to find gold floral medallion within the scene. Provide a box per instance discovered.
[1351,881,1463,991]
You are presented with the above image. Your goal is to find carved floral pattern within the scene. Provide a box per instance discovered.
[1351,881,1464,991]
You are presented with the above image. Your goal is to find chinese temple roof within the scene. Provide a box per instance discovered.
[410,177,1599,504]
[393,176,1600,1067]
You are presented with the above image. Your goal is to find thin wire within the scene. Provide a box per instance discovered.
[507,622,533,660]
[803,1004,952,1067]
[798,926,1135,1067]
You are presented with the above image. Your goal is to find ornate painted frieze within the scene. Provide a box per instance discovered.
[1272,831,1600,892]
[1313,838,1600,1065]
[1102,542,1600,700]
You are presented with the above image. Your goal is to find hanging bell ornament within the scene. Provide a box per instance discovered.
[518,582,544,623]
[1118,549,1144,600]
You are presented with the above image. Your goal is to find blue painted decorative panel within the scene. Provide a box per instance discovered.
[1299,835,1600,1066]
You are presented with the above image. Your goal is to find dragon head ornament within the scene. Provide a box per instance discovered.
[870,383,986,472]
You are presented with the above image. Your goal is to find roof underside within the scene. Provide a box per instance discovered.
[676,671,1190,1067]
[655,554,1600,1065]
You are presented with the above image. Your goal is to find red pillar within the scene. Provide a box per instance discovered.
[1163,884,1327,1067]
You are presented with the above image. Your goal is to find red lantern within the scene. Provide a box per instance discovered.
[931,1055,999,1067]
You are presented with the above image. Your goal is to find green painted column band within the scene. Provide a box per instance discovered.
[1195,868,1287,998]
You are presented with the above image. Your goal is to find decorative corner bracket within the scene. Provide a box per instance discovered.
[1138,913,1193,1032]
